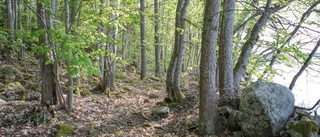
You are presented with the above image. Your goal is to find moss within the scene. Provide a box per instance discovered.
[153,85,162,90]
[169,103,178,108]
[116,72,127,79]
[82,89,92,96]
[56,124,75,137]
[74,86,80,95]
[114,92,123,98]
[287,116,319,137]
[297,112,308,120]
[156,101,168,106]
[176,90,186,102]
[140,123,153,128]
[122,86,134,91]
[113,130,123,135]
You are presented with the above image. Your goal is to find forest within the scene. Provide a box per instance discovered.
[1,0,320,136]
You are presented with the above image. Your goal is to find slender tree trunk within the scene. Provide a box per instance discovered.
[140,0,147,79]
[166,0,190,102]
[7,0,15,41]
[64,0,74,112]
[199,0,221,135]
[154,0,161,77]
[121,25,128,70]
[37,0,57,105]
[218,0,235,101]
[289,40,320,90]
[99,0,107,92]
[105,0,119,92]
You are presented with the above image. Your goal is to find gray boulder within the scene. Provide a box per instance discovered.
[239,81,295,137]
[152,106,170,118]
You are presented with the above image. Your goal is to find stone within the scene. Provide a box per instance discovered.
[286,116,319,137]
[0,94,8,101]
[228,110,241,131]
[152,106,170,118]
[233,131,243,137]
[239,81,295,137]
[149,93,159,99]
[0,98,6,104]
[218,106,232,118]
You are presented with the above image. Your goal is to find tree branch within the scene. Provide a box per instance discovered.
[289,39,320,90]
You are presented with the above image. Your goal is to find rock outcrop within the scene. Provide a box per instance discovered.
[239,81,295,137]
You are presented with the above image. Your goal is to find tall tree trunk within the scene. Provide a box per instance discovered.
[166,0,190,102]
[99,0,107,92]
[64,0,74,112]
[218,0,235,101]
[199,0,221,135]
[37,0,57,105]
[121,25,128,70]
[104,0,120,92]
[289,40,320,90]
[7,0,15,41]
[154,0,161,77]
[140,0,147,79]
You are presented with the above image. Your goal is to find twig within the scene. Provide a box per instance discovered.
[294,99,320,111]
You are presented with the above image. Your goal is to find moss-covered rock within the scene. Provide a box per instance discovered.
[4,82,26,100]
[0,65,23,82]
[56,124,75,137]
[286,116,319,137]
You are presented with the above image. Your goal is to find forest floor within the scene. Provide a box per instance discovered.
[0,56,203,137]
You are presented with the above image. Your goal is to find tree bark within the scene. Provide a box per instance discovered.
[105,0,119,91]
[64,0,74,112]
[166,0,190,102]
[218,0,235,100]
[37,0,57,105]
[154,0,161,78]
[289,40,320,90]
[199,0,221,135]
[140,0,147,79]
[7,0,15,41]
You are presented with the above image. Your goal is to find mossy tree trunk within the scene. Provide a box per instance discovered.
[165,0,190,102]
